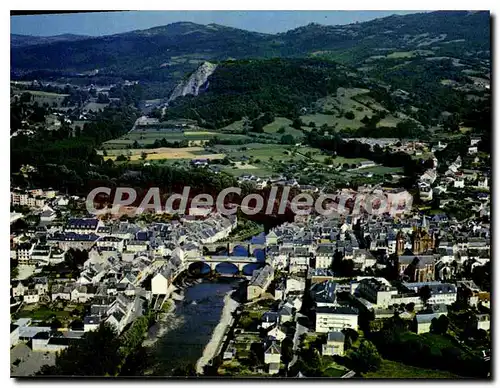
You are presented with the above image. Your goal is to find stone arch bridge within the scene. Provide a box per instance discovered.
[186,255,265,271]
[202,242,266,257]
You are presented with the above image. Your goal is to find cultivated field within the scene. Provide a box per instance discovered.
[18,89,69,107]
[103,131,252,149]
[101,147,225,161]
[305,87,403,130]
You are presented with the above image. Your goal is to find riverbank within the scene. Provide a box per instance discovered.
[143,296,182,348]
[195,290,240,374]
[142,279,198,348]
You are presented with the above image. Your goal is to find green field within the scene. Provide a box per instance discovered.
[305,88,378,131]
[386,50,434,59]
[377,115,401,127]
[263,117,292,132]
[324,155,370,165]
[322,367,348,377]
[14,305,71,321]
[212,143,290,161]
[351,166,404,175]
[103,131,252,149]
[213,143,286,177]
[211,143,320,177]
[25,90,69,97]
[219,119,245,133]
[262,117,304,138]
[364,359,459,379]
[305,87,404,132]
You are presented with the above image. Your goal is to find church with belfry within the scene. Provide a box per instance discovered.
[395,216,437,282]
[396,215,436,256]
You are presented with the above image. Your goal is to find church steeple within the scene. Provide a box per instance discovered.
[396,230,405,256]
[422,215,427,230]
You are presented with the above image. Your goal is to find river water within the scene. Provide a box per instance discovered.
[146,278,241,375]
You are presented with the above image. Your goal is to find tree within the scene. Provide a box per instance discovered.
[430,315,449,335]
[116,154,127,162]
[20,92,32,103]
[324,156,334,165]
[38,324,122,376]
[277,126,286,134]
[239,315,254,330]
[140,152,148,160]
[345,111,355,120]
[251,118,264,133]
[342,328,359,350]
[418,285,432,306]
[292,118,303,129]
[172,363,197,376]
[280,134,295,145]
[11,259,19,279]
[281,337,294,365]
[348,339,381,373]
[96,93,110,103]
[51,319,63,330]
[405,302,416,313]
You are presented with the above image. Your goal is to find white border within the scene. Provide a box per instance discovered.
[3,2,498,388]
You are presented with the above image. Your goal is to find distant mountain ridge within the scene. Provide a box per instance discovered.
[11,11,490,90]
[11,33,90,47]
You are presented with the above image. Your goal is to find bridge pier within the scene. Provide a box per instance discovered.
[187,256,264,276]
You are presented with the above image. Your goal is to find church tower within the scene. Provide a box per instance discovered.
[396,231,405,256]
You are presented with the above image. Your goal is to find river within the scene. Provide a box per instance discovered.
[145,278,242,376]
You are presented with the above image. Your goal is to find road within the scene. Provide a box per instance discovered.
[288,313,309,369]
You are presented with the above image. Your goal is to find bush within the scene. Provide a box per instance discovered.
[348,339,381,373]
[345,111,355,120]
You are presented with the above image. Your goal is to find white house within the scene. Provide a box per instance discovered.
[84,315,101,332]
[264,341,281,364]
[23,290,41,304]
[477,176,489,189]
[415,312,444,334]
[454,177,465,188]
[261,312,280,329]
[322,331,345,356]
[286,277,306,294]
[10,324,20,348]
[315,245,336,269]
[151,267,171,295]
[468,146,478,155]
[477,314,490,331]
[267,326,286,341]
[315,306,359,333]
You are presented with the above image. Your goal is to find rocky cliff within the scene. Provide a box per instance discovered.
[168,61,217,103]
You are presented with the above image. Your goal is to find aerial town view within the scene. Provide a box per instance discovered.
[9,10,491,379]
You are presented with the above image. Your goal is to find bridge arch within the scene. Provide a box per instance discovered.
[232,244,249,257]
[188,261,211,276]
[203,244,229,256]
[242,262,265,276]
[215,262,239,276]
[252,248,266,261]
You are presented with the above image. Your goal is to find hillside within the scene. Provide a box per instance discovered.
[11,11,490,87]
[168,61,218,103]
[10,33,90,48]
[10,22,272,83]
[10,11,491,133]
[279,11,490,64]
[163,58,355,128]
